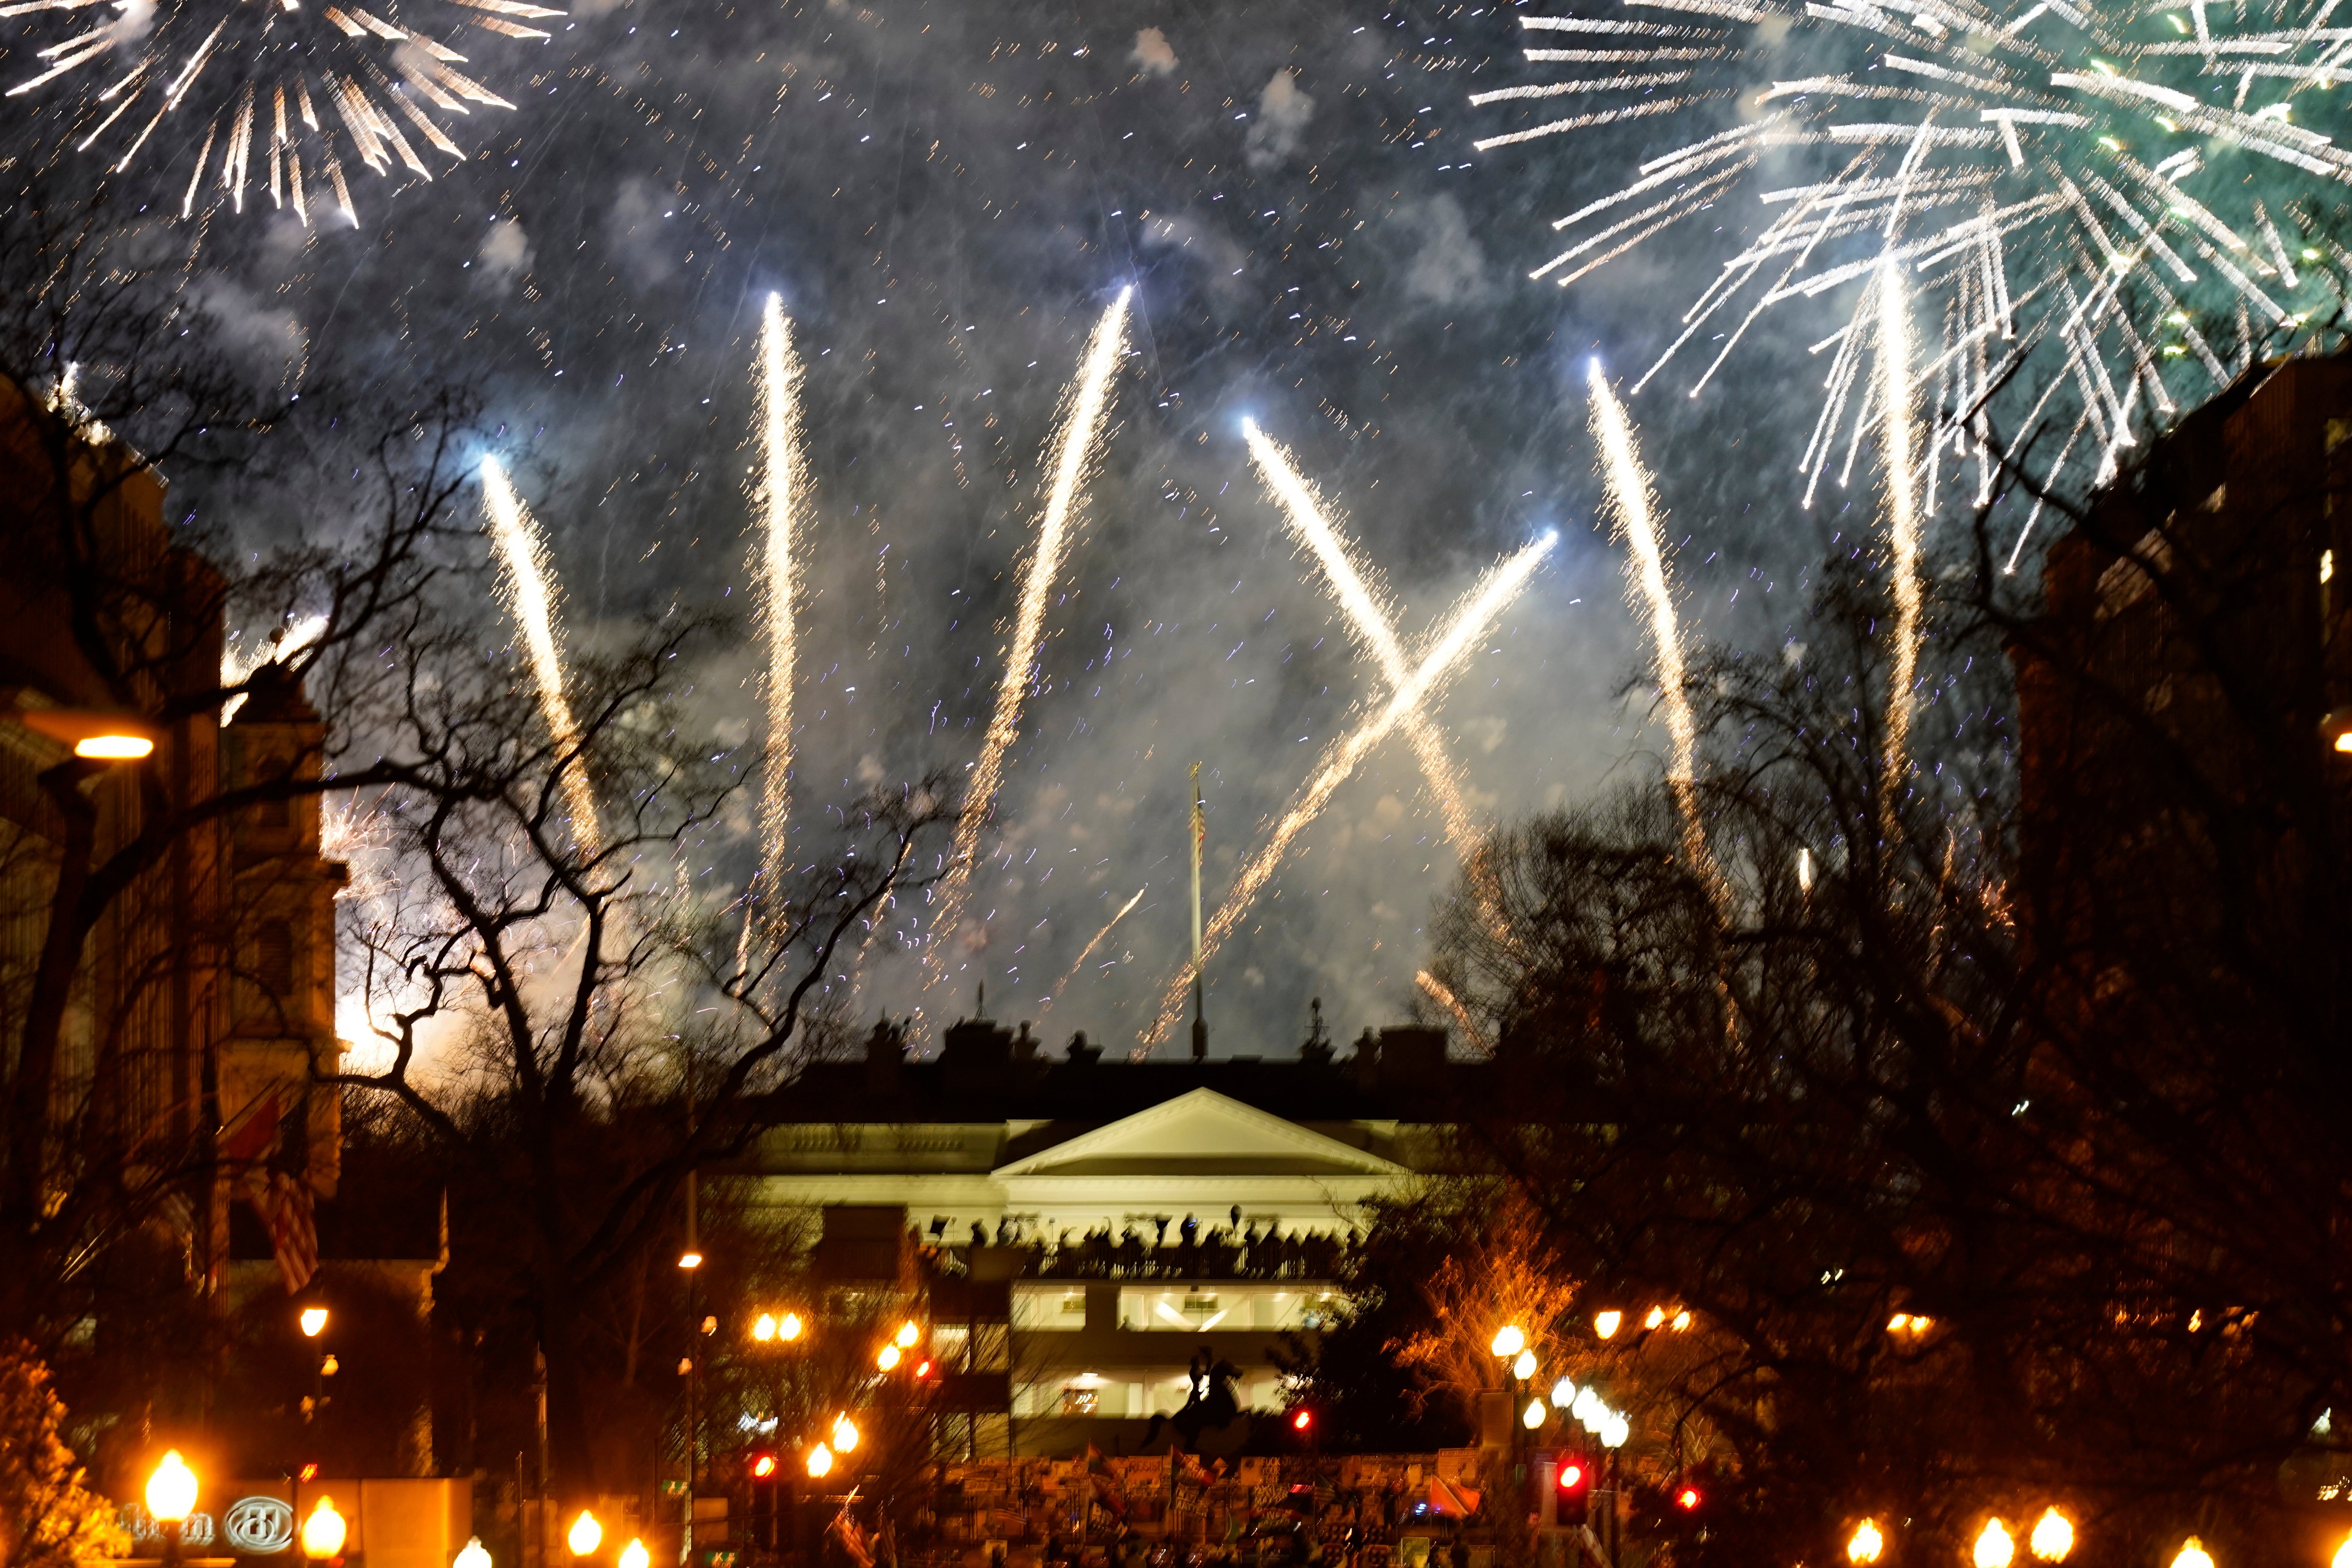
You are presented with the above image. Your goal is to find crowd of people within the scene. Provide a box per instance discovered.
[928,1209,1362,1281]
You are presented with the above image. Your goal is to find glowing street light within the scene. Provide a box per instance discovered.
[1974,1519,2015,1568]
[2332,1533,2352,1568]
[1848,1521,1886,1566]
[1491,1325,1526,1358]
[2170,1541,2214,1568]
[677,1250,703,1270]
[147,1449,197,1568]
[301,1498,348,1561]
[779,1312,803,1341]
[1594,1310,1623,1339]
[806,1444,834,1479]
[1551,1377,1577,1407]
[1512,1349,1538,1381]
[1522,1398,1548,1430]
[894,1320,919,1348]
[618,1540,651,1568]
[2029,1509,2074,1563]
[455,1539,494,1568]
[299,1307,329,1338]
[566,1512,603,1557]
[753,1313,777,1342]
[830,1413,860,1452]
[876,1344,901,1371]
[146,1452,198,1523]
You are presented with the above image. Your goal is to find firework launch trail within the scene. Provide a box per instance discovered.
[754,294,811,907]
[926,287,1133,974]
[1586,362,1724,905]
[1241,419,1512,941]
[1049,886,1149,1005]
[1877,259,1924,837]
[480,456,601,853]
[1143,533,1557,1050]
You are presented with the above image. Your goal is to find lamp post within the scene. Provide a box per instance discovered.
[301,1305,331,1425]
[147,1452,198,1568]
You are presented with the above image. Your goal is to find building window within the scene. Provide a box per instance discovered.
[1117,1285,1341,1332]
[1059,1387,1098,1417]
[1010,1285,1088,1331]
[254,920,294,998]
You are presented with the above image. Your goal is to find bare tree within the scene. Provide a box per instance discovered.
[0,178,487,1352]
[328,602,953,1503]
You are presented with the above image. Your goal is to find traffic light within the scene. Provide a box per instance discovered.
[1556,1456,1592,1525]
[1291,1409,1313,1432]
[746,1453,780,1550]
[1675,1485,1702,1513]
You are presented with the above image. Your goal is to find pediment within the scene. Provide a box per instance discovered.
[992,1088,1407,1179]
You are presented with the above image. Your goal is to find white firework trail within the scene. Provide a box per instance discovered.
[754,294,810,907]
[1240,418,1513,942]
[1586,362,1725,907]
[1878,258,1924,838]
[5,0,548,223]
[1143,534,1558,1050]
[1047,885,1148,1004]
[479,457,601,853]
[1472,0,2352,555]
[926,287,1133,971]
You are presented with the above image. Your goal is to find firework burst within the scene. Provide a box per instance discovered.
[5,0,556,223]
[1476,0,2352,549]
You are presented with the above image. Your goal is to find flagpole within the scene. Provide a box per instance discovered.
[1189,764,1207,1062]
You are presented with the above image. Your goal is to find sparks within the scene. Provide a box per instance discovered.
[1586,363,1724,905]
[1472,0,2352,534]
[1241,418,1511,942]
[926,288,1133,973]
[1877,258,1923,836]
[479,457,600,854]
[754,294,810,908]
[1143,534,1557,1050]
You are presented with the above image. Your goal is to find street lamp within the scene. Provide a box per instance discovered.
[1512,1349,1538,1381]
[2332,1533,2352,1568]
[1848,1521,1886,1566]
[567,1512,603,1558]
[1522,1398,1547,1430]
[2029,1510,2073,1563]
[830,1414,859,1453]
[455,1539,493,1568]
[806,1445,834,1479]
[147,1451,198,1568]
[894,1320,919,1349]
[1974,1519,2015,1568]
[301,1498,348,1561]
[877,1344,901,1371]
[618,1540,650,1568]
[300,1307,329,1338]
[779,1312,803,1341]
[2171,1541,2214,1568]
[1491,1325,1526,1358]
[1594,1310,1623,1339]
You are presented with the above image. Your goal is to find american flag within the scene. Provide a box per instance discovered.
[219,1093,319,1294]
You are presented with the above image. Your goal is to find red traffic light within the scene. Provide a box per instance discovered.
[1291,1409,1313,1431]
[1558,1462,1588,1493]
[298,1463,320,1482]
[749,1453,778,1479]
[915,1360,933,1378]
[1675,1486,1702,1512]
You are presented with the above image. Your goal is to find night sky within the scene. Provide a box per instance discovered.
[11,0,1850,1054]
